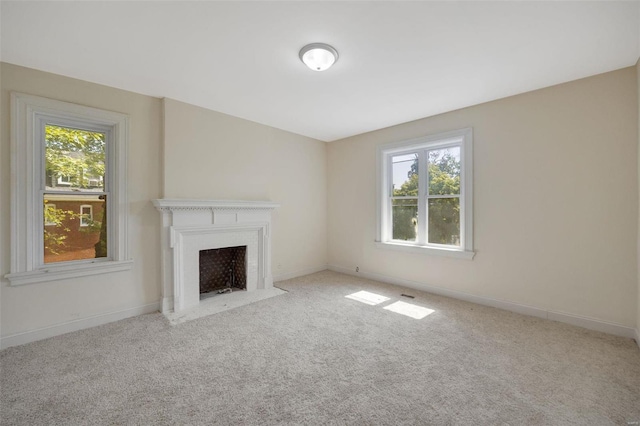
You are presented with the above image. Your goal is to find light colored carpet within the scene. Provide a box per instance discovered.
[1,270,639,425]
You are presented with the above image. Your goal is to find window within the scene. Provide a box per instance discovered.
[377,128,474,259]
[44,203,57,226]
[44,124,107,263]
[57,175,72,186]
[79,204,93,228]
[6,93,132,285]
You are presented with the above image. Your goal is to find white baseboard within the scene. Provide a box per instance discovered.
[328,264,637,340]
[274,265,327,283]
[546,311,636,339]
[0,301,161,350]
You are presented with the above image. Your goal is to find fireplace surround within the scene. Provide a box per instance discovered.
[153,199,279,313]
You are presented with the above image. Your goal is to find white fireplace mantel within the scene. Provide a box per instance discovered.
[153,199,279,314]
[153,199,280,212]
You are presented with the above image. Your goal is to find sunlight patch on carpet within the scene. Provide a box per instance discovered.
[383,301,434,319]
[345,291,390,306]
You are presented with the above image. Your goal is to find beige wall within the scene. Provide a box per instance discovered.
[328,67,638,328]
[163,98,327,279]
[0,61,636,341]
[0,63,163,337]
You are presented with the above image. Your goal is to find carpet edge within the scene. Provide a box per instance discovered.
[327,264,637,340]
[0,301,161,350]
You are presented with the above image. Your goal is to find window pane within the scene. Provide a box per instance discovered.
[80,205,93,227]
[428,198,460,246]
[44,194,107,263]
[392,198,418,241]
[44,203,57,226]
[392,153,418,196]
[45,125,106,192]
[428,146,460,195]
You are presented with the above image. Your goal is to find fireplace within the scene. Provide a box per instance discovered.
[199,246,247,296]
[153,199,279,313]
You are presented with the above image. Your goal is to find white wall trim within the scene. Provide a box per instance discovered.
[545,311,637,339]
[328,264,637,339]
[0,301,160,350]
[375,241,475,260]
[635,328,640,349]
[274,265,328,282]
[5,260,133,286]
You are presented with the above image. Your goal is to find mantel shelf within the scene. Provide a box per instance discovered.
[153,199,280,212]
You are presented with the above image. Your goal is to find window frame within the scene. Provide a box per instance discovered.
[79,204,93,228]
[44,203,57,226]
[6,92,132,285]
[376,128,475,260]
[57,175,72,185]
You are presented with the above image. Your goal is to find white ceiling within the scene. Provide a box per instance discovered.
[1,1,639,142]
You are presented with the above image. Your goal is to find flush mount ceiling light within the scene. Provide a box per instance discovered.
[299,43,339,72]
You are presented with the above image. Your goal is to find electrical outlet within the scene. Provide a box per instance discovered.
[356,266,359,272]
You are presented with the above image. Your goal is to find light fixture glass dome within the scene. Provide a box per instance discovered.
[299,43,338,72]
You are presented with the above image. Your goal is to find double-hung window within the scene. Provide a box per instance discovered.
[377,128,474,259]
[7,93,132,285]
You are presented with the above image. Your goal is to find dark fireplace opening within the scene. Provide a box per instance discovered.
[199,246,247,299]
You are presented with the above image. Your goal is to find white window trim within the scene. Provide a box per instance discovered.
[44,203,57,226]
[376,128,475,260]
[6,92,132,286]
[57,175,72,185]
[79,204,93,227]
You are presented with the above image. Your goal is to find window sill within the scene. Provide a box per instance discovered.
[5,260,134,286]
[375,241,475,260]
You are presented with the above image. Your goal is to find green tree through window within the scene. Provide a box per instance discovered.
[391,149,461,244]
[427,149,460,245]
[44,125,107,263]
